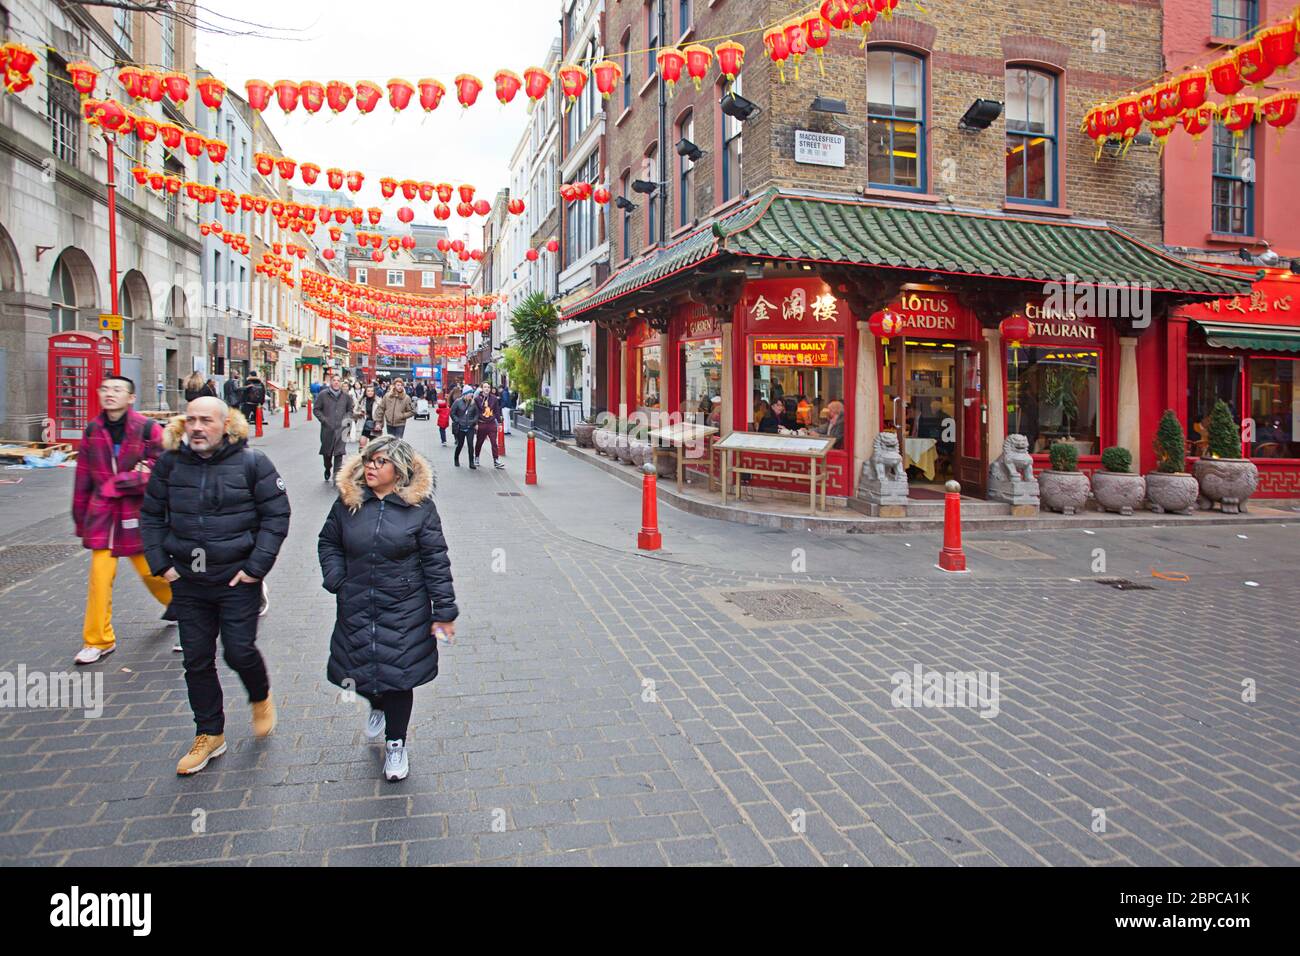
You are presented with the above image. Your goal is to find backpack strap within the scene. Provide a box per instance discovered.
[244,447,259,495]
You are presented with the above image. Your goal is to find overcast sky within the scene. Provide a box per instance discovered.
[197,0,562,234]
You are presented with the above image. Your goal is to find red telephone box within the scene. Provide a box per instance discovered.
[47,332,117,447]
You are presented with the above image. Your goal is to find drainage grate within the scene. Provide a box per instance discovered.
[496,492,524,497]
[0,544,82,591]
[1093,577,1156,591]
[965,540,1054,561]
[721,588,854,622]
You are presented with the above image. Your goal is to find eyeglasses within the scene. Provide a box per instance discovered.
[365,457,393,469]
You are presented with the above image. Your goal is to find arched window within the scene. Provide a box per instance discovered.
[644,145,659,246]
[1005,67,1057,204]
[720,75,743,202]
[621,29,633,112]
[49,257,79,333]
[677,109,695,227]
[866,49,925,191]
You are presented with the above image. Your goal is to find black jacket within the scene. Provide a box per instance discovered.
[450,395,478,432]
[141,409,291,584]
[185,383,217,403]
[319,452,457,696]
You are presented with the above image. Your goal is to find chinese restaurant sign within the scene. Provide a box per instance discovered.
[753,337,839,367]
[872,291,980,340]
[1011,298,1102,343]
[1178,276,1297,328]
[743,279,845,330]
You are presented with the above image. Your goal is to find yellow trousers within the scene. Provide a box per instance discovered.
[83,550,173,649]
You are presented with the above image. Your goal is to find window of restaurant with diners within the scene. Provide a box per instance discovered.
[680,336,722,425]
[1005,344,1102,457]
[1247,357,1299,458]
[635,343,662,410]
[749,335,846,445]
[1188,353,1242,456]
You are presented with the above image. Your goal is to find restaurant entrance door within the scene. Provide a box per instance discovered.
[954,343,988,496]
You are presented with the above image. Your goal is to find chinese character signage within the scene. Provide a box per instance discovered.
[752,337,839,367]
[1177,274,1297,328]
[743,279,845,331]
[874,291,980,340]
[794,130,846,168]
[252,325,275,342]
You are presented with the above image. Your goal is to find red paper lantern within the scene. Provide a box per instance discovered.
[142,71,164,104]
[715,41,745,85]
[494,69,522,105]
[388,78,415,112]
[300,162,320,185]
[459,184,476,204]
[593,187,610,205]
[355,81,383,114]
[163,175,182,195]
[473,198,491,216]
[574,181,592,201]
[451,239,464,252]
[457,202,474,218]
[682,45,713,91]
[371,250,384,263]
[323,168,343,191]
[326,80,354,113]
[1138,88,1160,123]
[783,20,809,81]
[322,248,336,261]
[402,235,416,250]
[559,183,578,202]
[656,48,686,93]
[525,248,539,262]
[271,200,285,217]
[206,139,228,163]
[435,182,455,203]
[523,67,551,110]
[1208,54,1245,100]
[130,166,148,185]
[418,181,435,202]
[592,61,622,100]
[398,206,414,224]
[272,79,299,114]
[368,207,383,226]
[507,198,525,215]
[802,18,831,77]
[388,237,401,253]
[418,78,445,112]
[67,61,99,96]
[1156,80,1181,121]
[183,131,206,158]
[161,72,188,104]
[346,170,365,193]
[253,196,269,214]
[558,65,588,109]
[820,0,853,30]
[329,226,342,241]
[1218,98,1258,139]
[1261,91,1300,130]
[999,314,1031,345]
[869,310,902,338]
[196,76,225,111]
[1181,104,1215,140]
[148,172,166,191]
[434,203,451,221]
[1258,21,1299,73]
[245,79,272,112]
[458,249,470,262]
[1235,41,1275,87]
[276,157,298,180]
[437,238,451,252]
[546,238,559,253]
[400,179,419,201]
[380,177,398,199]
[455,74,483,108]
[1148,118,1176,154]
[117,66,144,100]
[134,116,158,143]
[763,27,792,83]
[470,249,483,261]
[200,223,212,237]
[851,3,878,46]
[299,80,325,113]
[1176,70,1208,113]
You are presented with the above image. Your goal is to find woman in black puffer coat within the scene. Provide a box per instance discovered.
[318,435,458,782]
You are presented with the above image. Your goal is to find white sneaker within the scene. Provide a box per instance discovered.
[383,739,409,781]
[74,644,115,665]
[364,708,385,740]
[259,581,269,617]
[172,638,183,653]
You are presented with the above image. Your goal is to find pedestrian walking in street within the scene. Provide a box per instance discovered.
[318,436,457,782]
[287,381,299,412]
[222,375,241,408]
[141,397,291,775]
[71,376,175,665]
[414,380,427,401]
[316,372,354,482]
[378,377,415,439]
[309,379,323,401]
[500,382,515,436]
[450,385,479,468]
[473,381,504,470]
[184,371,216,405]
[240,372,266,425]
[435,392,451,446]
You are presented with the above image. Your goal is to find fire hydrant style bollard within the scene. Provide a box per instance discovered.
[638,462,662,551]
[255,404,264,438]
[498,423,506,458]
[306,399,313,422]
[937,479,968,573]
[525,431,537,485]
[283,403,290,428]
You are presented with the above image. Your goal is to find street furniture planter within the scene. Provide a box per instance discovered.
[573,421,596,448]
[1194,458,1260,514]
[1092,446,1146,516]
[1038,470,1092,515]
[1145,471,1199,515]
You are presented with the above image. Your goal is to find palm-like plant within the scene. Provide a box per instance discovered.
[510,291,559,392]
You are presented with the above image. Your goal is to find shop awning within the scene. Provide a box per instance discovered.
[563,189,1255,320]
[1194,320,1300,352]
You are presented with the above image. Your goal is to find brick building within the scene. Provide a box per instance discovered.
[566,0,1254,507]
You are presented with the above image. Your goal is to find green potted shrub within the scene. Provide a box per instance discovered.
[1038,442,1091,515]
[1145,410,1198,515]
[1192,399,1259,513]
[1092,446,1146,515]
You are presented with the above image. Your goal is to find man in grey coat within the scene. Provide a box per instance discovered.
[316,372,354,482]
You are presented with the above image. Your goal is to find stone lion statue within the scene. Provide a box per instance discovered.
[991,434,1034,482]
[870,431,907,482]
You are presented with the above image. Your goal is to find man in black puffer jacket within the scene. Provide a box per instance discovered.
[142,397,291,775]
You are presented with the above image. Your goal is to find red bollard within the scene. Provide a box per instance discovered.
[498,423,506,458]
[255,404,264,438]
[525,431,537,485]
[306,399,313,421]
[283,403,290,428]
[637,463,662,551]
[937,479,968,573]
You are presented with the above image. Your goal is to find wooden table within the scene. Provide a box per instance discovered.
[647,422,719,493]
[714,433,836,515]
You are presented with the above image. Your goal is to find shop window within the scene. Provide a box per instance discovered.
[1188,354,1243,457]
[47,55,80,165]
[621,29,633,112]
[637,343,662,409]
[721,75,744,202]
[564,343,585,402]
[1005,67,1057,204]
[751,336,846,446]
[1248,358,1300,458]
[867,49,925,191]
[1006,346,1101,456]
[680,337,723,425]
[1212,0,1256,38]
[1212,124,1254,235]
[677,109,695,227]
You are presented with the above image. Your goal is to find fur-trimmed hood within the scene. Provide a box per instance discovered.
[335,450,435,512]
[162,407,251,452]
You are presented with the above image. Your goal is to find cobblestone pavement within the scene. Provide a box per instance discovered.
[0,415,1296,866]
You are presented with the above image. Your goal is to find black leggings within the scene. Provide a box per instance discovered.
[362,689,413,742]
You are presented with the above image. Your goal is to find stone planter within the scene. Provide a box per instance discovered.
[1091,471,1147,516]
[630,441,651,467]
[573,421,596,448]
[1144,471,1199,515]
[1194,457,1260,514]
[655,448,676,479]
[614,435,633,463]
[592,428,612,455]
[1038,469,1091,515]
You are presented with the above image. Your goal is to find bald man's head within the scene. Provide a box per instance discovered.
[185,396,229,457]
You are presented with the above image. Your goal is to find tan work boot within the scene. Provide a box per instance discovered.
[251,697,276,737]
[176,734,226,775]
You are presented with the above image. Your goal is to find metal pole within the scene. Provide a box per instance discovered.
[657,0,669,250]
[104,132,121,374]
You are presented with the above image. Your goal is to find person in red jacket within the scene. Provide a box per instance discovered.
[71,376,174,665]
[435,390,451,447]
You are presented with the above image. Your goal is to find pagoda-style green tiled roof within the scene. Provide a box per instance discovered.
[562,190,1253,319]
